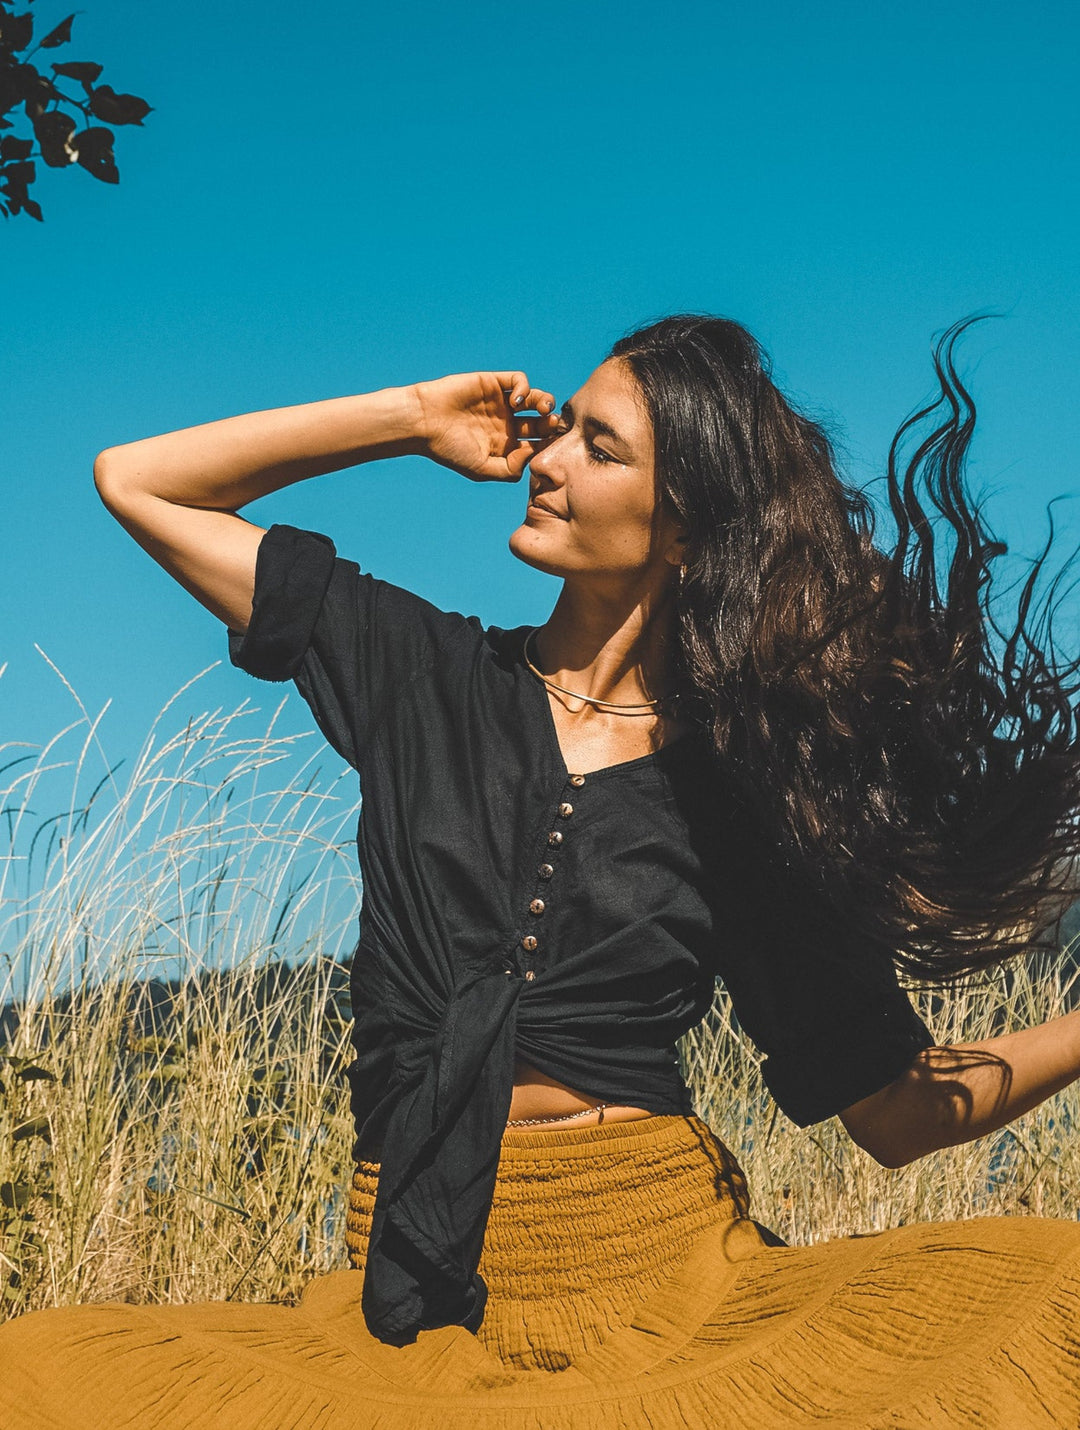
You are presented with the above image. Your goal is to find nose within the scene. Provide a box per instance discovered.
[527,431,564,484]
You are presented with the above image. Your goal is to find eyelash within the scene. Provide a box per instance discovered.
[552,423,613,465]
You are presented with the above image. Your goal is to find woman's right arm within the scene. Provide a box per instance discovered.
[93,372,556,635]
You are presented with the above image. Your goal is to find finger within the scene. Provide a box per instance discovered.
[493,374,557,414]
[510,411,562,438]
[494,371,530,408]
[504,442,533,480]
[507,427,560,476]
[522,386,557,414]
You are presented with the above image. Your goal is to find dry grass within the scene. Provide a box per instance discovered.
[2,664,1078,1319]
[679,951,1080,1246]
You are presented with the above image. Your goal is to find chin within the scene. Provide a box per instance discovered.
[507,525,568,579]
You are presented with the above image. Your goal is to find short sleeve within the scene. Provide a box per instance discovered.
[713,809,936,1128]
[226,522,475,770]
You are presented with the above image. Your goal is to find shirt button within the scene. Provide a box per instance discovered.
[558,802,574,818]
[569,773,586,787]
[521,934,538,952]
[538,863,555,879]
[547,831,563,847]
[529,898,545,915]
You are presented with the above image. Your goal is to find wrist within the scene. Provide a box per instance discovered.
[356,384,426,461]
[407,377,461,460]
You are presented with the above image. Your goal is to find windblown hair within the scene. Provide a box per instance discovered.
[608,313,1080,984]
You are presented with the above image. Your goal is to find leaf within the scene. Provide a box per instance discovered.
[23,70,61,120]
[51,58,101,90]
[71,125,112,157]
[1,158,35,186]
[0,134,32,161]
[39,12,74,48]
[89,84,151,127]
[71,125,117,183]
[0,1182,31,1211]
[13,1116,51,1144]
[33,108,75,166]
[0,12,33,51]
[0,62,38,115]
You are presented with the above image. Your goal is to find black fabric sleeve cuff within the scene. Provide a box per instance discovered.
[227,524,337,683]
[760,1009,936,1127]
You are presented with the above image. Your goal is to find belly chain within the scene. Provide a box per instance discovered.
[505,1102,612,1128]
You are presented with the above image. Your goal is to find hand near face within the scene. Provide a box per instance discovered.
[412,371,561,482]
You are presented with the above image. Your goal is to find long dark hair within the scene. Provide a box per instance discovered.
[609,313,1080,984]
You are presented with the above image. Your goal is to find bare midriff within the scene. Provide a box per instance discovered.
[507,1055,655,1129]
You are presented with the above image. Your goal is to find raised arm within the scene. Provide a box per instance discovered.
[93,372,558,633]
[840,1006,1080,1168]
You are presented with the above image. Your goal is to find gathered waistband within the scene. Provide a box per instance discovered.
[348,1109,749,1179]
[344,1111,756,1369]
[495,1109,731,1155]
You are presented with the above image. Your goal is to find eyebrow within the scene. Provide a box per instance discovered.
[559,400,630,453]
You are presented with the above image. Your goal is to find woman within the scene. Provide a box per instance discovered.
[4,312,1080,1425]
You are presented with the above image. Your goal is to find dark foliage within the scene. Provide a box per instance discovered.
[0,958,353,1051]
[0,0,151,221]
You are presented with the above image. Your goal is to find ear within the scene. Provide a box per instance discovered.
[664,532,688,568]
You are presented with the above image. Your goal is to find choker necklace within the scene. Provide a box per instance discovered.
[523,628,674,713]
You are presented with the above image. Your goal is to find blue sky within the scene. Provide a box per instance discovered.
[4,0,1079,775]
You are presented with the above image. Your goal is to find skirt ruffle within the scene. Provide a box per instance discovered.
[2,1112,1079,1427]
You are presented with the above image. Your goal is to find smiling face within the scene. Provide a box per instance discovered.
[508,358,687,590]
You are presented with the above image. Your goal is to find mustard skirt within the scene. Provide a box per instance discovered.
[3,1112,1080,1427]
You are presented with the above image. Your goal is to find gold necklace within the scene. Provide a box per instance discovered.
[523,628,672,713]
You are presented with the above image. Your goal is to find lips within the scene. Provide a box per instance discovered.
[528,498,567,520]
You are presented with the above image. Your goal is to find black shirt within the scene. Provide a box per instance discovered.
[227,522,936,1345]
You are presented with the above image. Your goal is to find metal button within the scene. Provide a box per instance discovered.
[569,773,586,787]
[529,898,545,915]
[524,970,536,981]
[547,831,563,847]
[538,863,555,879]
[558,802,574,818]
[521,934,538,952]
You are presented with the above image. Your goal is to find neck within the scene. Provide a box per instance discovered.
[532,585,680,714]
